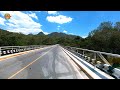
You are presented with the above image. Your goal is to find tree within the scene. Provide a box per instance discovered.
[114,22,120,31]
[88,29,99,37]
[97,21,113,31]
[109,31,120,54]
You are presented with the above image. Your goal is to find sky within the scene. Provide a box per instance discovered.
[0,11,120,38]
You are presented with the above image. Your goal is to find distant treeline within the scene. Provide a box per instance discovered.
[0,28,82,47]
[0,21,120,55]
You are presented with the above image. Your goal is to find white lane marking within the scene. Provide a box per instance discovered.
[65,48,114,79]
[8,47,55,79]
[62,47,102,79]
[60,47,85,79]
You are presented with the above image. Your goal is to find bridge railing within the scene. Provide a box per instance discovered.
[0,45,47,56]
[64,46,120,65]
[64,46,120,79]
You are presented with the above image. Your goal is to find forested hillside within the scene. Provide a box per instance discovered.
[0,28,82,47]
[0,21,120,55]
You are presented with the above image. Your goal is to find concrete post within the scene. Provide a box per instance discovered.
[83,51,84,55]
[91,59,96,65]
[17,47,19,52]
[79,54,82,57]
[23,47,24,51]
[3,50,5,55]
[82,54,85,58]
[85,56,88,60]
[6,50,8,54]
[12,46,13,54]
[25,46,27,51]
[15,49,16,53]
[96,61,101,64]
[0,47,1,56]
[87,57,91,62]
[94,53,96,60]
[19,47,20,52]
[76,49,78,53]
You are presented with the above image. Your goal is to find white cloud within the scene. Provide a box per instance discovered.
[82,35,87,38]
[0,17,6,25]
[28,13,38,19]
[57,26,61,30]
[0,11,48,35]
[63,30,67,33]
[28,11,40,13]
[46,15,73,24]
[48,11,58,15]
[44,32,49,35]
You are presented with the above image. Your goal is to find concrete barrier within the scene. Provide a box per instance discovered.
[112,68,120,79]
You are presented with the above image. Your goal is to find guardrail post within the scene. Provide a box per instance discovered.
[19,47,20,52]
[25,46,27,51]
[0,47,1,56]
[24,46,25,51]
[87,57,91,62]
[76,49,78,53]
[85,56,88,60]
[91,59,96,64]
[94,53,96,60]
[83,51,84,55]
[12,46,13,54]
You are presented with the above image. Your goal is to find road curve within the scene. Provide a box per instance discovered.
[0,45,85,79]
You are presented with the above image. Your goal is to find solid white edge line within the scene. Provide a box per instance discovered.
[64,48,114,79]
[60,47,85,79]
[61,47,102,79]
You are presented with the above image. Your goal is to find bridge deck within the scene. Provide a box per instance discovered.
[0,45,87,79]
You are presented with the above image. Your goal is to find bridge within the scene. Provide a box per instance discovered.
[0,44,120,79]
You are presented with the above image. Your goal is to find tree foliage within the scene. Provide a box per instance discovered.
[0,29,81,47]
[82,21,120,54]
[0,21,120,55]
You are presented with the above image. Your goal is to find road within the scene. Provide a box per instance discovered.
[0,45,86,79]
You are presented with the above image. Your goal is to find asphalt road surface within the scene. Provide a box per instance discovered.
[0,45,85,79]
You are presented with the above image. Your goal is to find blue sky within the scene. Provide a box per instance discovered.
[0,11,120,38]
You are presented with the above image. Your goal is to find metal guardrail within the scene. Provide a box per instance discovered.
[64,46,120,79]
[65,46,120,66]
[0,45,47,56]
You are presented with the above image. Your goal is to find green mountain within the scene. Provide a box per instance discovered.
[37,32,45,35]
[48,32,81,39]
